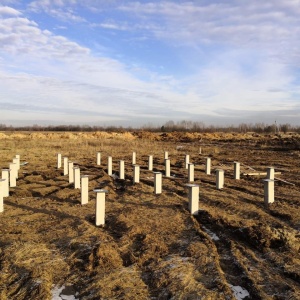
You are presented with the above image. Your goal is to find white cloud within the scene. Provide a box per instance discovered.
[116,1,300,66]
[1,2,300,126]
[0,6,177,123]
[22,0,300,62]
[0,15,89,59]
[97,22,130,31]
[0,6,22,16]
[28,0,85,23]
[23,1,300,66]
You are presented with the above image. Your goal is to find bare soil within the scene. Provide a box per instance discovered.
[0,131,299,300]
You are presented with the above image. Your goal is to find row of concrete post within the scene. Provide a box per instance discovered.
[1,154,21,212]
[57,152,276,225]
[96,152,212,180]
[94,152,274,186]
[58,154,107,225]
[186,179,275,216]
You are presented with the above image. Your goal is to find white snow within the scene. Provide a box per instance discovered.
[229,285,250,300]
[111,173,119,179]
[176,146,184,150]
[202,226,220,241]
[51,285,78,300]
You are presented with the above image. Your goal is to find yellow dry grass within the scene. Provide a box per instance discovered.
[0,131,299,299]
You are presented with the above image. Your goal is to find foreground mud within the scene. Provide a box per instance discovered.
[0,131,299,299]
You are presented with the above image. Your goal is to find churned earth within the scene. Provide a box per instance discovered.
[0,131,299,299]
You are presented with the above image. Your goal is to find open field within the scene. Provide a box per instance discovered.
[0,131,300,300]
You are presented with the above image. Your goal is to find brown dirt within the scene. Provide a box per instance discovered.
[0,131,300,299]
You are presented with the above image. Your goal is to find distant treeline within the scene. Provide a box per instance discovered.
[157,121,299,134]
[0,121,299,134]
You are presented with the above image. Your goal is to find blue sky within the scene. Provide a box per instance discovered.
[1,0,300,127]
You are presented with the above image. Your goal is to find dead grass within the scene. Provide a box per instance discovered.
[0,131,299,299]
[0,242,69,299]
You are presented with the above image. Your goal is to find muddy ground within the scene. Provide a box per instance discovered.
[0,131,299,300]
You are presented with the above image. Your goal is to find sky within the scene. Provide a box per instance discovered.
[1,0,300,127]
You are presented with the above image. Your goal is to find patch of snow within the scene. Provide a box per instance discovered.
[111,173,119,179]
[35,279,42,284]
[52,286,64,300]
[229,285,250,300]
[60,295,78,300]
[51,285,79,300]
[202,226,220,241]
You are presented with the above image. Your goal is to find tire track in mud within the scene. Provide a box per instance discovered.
[195,210,300,299]
[194,211,258,300]
[96,175,236,299]
[232,244,300,299]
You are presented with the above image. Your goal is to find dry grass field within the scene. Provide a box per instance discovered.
[0,131,300,300]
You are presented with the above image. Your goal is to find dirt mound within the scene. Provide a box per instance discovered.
[1,130,300,147]
[0,132,8,139]
[239,224,300,252]
[28,133,45,139]
[134,131,161,141]
[10,133,28,139]
[115,132,136,140]
[90,131,112,139]
[88,241,123,272]
[45,131,138,140]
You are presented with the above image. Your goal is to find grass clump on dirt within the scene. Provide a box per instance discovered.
[0,242,69,300]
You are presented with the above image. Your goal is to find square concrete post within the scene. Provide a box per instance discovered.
[188,163,194,182]
[1,169,9,197]
[74,167,80,189]
[216,169,224,189]
[132,152,136,165]
[63,157,68,175]
[234,162,240,180]
[12,158,19,179]
[165,159,170,177]
[154,172,162,194]
[15,155,20,170]
[81,175,89,205]
[148,155,153,171]
[9,163,17,187]
[133,165,140,183]
[164,151,168,160]
[94,189,107,226]
[267,167,275,180]
[264,179,274,204]
[119,160,125,180]
[186,184,199,215]
[205,157,211,175]
[185,154,190,169]
[97,152,101,166]
[107,156,112,176]
[57,153,62,169]
[68,162,74,183]
[0,179,5,212]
